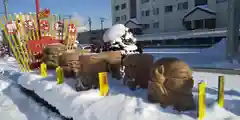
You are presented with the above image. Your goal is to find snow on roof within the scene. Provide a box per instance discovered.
[183,5,216,20]
[125,18,141,25]
[129,18,140,24]
[197,5,216,13]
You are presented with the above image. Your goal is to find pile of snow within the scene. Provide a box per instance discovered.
[0,77,29,120]
[199,38,226,59]
[9,68,239,120]
[0,53,240,120]
[144,38,228,67]
[0,71,64,120]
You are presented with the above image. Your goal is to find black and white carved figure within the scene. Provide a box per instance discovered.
[101,24,144,85]
[102,24,140,54]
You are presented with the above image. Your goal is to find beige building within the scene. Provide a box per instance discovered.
[111,0,232,34]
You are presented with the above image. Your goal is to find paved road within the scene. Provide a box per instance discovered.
[192,67,240,75]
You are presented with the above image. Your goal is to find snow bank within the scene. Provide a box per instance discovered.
[0,79,28,120]
[0,54,240,120]
[199,38,226,59]
[17,73,103,119]
[0,71,64,120]
[145,38,227,67]
[6,69,237,120]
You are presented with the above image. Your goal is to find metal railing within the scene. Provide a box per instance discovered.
[143,44,213,48]
[135,27,240,41]
[138,28,227,37]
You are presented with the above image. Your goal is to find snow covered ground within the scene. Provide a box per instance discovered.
[144,38,240,69]
[0,57,66,120]
[14,69,240,120]
[0,56,238,120]
[0,38,240,120]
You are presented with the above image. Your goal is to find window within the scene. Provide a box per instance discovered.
[165,5,173,13]
[141,10,150,16]
[153,8,159,15]
[153,22,159,28]
[141,0,149,4]
[184,21,192,30]
[121,15,127,21]
[194,20,204,29]
[121,3,126,9]
[141,11,145,16]
[205,19,216,29]
[115,5,119,11]
[116,17,120,22]
[145,10,150,16]
[130,0,137,18]
[195,0,208,6]
[178,2,188,10]
[142,24,150,29]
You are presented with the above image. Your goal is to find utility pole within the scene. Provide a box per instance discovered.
[99,17,107,46]
[88,17,92,31]
[226,0,239,62]
[100,17,107,30]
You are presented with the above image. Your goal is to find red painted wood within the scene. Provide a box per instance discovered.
[27,36,62,53]
[27,37,63,69]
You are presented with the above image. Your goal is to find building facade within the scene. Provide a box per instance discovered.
[111,0,232,34]
[76,29,107,44]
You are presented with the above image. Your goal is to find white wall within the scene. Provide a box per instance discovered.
[163,0,190,32]
[184,9,216,21]
[215,2,228,28]
[111,0,129,25]
[111,0,229,34]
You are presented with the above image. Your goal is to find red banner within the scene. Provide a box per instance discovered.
[40,20,49,31]
[27,36,62,54]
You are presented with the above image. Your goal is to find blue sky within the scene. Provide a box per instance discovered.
[0,0,112,30]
